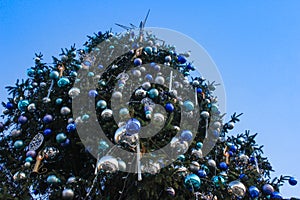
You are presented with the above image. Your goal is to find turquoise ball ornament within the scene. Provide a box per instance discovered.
[148,88,159,98]
[47,175,60,184]
[196,142,203,149]
[184,174,201,190]
[25,157,33,163]
[98,140,109,151]
[97,100,107,109]
[212,175,225,187]
[56,98,63,105]
[183,100,194,112]
[144,46,152,54]
[14,140,24,149]
[49,71,60,79]
[248,186,260,198]
[18,100,29,111]
[56,133,67,143]
[27,68,35,77]
[57,77,70,87]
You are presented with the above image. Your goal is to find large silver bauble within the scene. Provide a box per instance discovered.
[227,180,246,198]
[97,156,119,173]
[62,188,74,200]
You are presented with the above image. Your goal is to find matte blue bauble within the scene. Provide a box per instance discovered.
[18,100,29,111]
[126,118,141,135]
[148,88,159,98]
[134,58,142,66]
[197,170,207,178]
[56,133,67,143]
[248,186,260,198]
[57,77,70,87]
[271,191,283,199]
[219,162,228,170]
[43,114,53,123]
[67,123,76,132]
[165,103,174,112]
[289,177,297,186]
[14,140,24,148]
[6,102,14,109]
[183,100,194,112]
[177,55,187,64]
[43,129,52,136]
[184,174,201,190]
[49,71,60,79]
[180,130,193,141]
[96,100,107,109]
[18,116,28,124]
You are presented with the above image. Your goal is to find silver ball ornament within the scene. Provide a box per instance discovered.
[227,180,246,198]
[61,106,71,115]
[97,156,119,173]
[62,189,74,200]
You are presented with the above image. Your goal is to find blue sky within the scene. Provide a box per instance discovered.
[1,0,300,197]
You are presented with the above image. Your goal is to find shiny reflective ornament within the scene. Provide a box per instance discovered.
[126,118,141,135]
[56,133,67,143]
[49,71,59,79]
[196,142,203,149]
[56,98,63,105]
[165,102,174,112]
[114,126,126,143]
[97,100,107,109]
[18,115,28,124]
[134,58,142,66]
[248,186,260,198]
[183,100,194,112]
[88,90,98,97]
[184,174,201,190]
[43,97,51,103]
[262,184,274,195]
[227,122,235,130]
[13,171,26,181]
[191,149,202,159]
[212,175,225,187]
[101,109,113,120]
[197,170,207,178]
[14,140,24,148]
[180,130,193,141]
[207,159,216,168]
[117,159,126,171]
[189,161,200,172]
[18,100,29,111]
[62,189,74,200]
[171,138,188,153]
[142,82,151,90]
[61,106,71,115]
[119,108,129,118]
[153,113,165,125]
[43,146,60,162]
[27,68,35,77]
[26,150,37,158]
[57,77,70,87]
[27,103,36,112]
[289,177,297,186]
[47,175,60,184]
[6,102,14,109]
[11,129,21,137]
[112,91,122,100]
[200,111,210,119]
[132,69,141,77]
[165,55,172,62]
[177,55,187,64]
[165,187,175,196]
[238,154,249,164]
[135,88,147,97]
[271,191,283,199]
[142,162,161,174]
[43,114,53,123]
[219,162,228,170]
[97,156,119,173]
[227,180,246,198]
[67,123,76,132]
[43,128,52,136]
[155,76,165,85]
[67,177,76,184]
[148,88,159,98]
[68,87,80,99]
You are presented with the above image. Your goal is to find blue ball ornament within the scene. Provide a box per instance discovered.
[219,162,228,170]
[18,100,29,111]
[43,114,53,124]
[126,118,141,135]
[289,177,297,186]
[26,150,37,158]
[57,77,70,87]
[56,98,63,105]
[271,191,283,199]
[212,176,225,187]
[67,123,76,132]
[43,129,52,136]
[49,71,60,79]
[183,100,194,112]
[14,140,24,149]
[134,58,142,66]
[196,142,203,149]
[197,170,207,178]
[6,102,14,109]
[56,133,67,143]
[18,116,28,124]
[229,145,237,152]
[97,100,107,109]
[148,88,159,98]
[197,88,202,93]
[248,186,260,198]
[61,138,70,147]
[180,130,193,141]
[177,55,187,64]
[145,74,153,81]
[249,156,257,164]
[27,69,35,77]
[187,63,195,70]
[184,174,201,190]
[88,90,98,97]
[165,103,174,112]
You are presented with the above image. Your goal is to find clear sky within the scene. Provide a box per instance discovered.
[0,0,299,197]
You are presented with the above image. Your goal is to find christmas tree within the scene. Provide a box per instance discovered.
[0,17,298,200]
